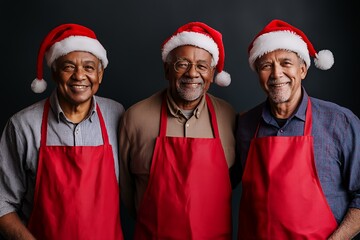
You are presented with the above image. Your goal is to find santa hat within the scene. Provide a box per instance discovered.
[161,22,231,87]
[31,23,108,93]
[248,19,334,71]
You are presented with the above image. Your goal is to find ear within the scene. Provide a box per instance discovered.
[210,67,215,83]
[300,62,308,80]
[98,66,104,84]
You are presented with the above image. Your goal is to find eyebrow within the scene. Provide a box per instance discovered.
[176,57,210,64]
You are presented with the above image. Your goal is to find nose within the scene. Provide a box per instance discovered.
[271,64,283,79]
[186,63,200,78]
[72,67,87,80]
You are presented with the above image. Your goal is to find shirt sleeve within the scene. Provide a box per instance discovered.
[0,119,27,217]
[343,111,360,209]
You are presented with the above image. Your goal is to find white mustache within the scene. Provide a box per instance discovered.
[180,77,203,84]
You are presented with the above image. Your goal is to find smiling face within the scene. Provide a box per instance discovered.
[52,51,104,112]
[255,49,307,116]
[164,45,215,110]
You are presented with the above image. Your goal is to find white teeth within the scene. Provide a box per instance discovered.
[273,83,287,87]
[73,85,87,89]
[182,83,200,86]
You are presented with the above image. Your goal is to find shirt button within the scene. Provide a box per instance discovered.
[279,129,284,133]
[186,123,189,128]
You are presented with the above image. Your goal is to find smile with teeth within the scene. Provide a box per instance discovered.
[181,82,201,88]
[271,82,288,88]
[72,85,88,89]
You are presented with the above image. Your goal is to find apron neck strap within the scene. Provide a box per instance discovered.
[96,103,110,144]
[40,99,51,146]
[304,98,312,136]
[205,94,220,139]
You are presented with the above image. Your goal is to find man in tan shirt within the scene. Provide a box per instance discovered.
[119,21,236,239]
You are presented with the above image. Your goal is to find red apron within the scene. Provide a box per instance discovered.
[238,99,337,239]
[134,94,232,240]
[28,99,124,240]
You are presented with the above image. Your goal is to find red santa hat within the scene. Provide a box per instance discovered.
[161,21,231,87]
[248,19,334,71]
[31,23,108,93]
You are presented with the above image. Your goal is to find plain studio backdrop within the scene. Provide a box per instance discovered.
[1,0,359,239]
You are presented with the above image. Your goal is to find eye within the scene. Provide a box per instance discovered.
[258,63,271,71]
[197,63,209,71]
[176,61,190,69]
[282,60,293,67]
[62,64,75,72]
[84,65,96,72]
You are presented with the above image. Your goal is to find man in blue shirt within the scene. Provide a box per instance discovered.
[235,19,360,239]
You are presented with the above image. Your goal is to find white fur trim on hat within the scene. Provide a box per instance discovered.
[161,31,219,65]
[45,36,108,68]
[249,30,310,71]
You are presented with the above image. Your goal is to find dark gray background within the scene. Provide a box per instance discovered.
[2,0,359,239]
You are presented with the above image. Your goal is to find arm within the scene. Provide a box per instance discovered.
[328,208,360,240]
[0,212,36,240]
[0,119,36,239]
[329,111,360,239]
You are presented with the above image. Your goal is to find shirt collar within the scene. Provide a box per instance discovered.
[49,89,97,123]
[166,88,206,119]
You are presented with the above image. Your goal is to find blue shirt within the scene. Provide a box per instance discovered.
[235,88,360,223]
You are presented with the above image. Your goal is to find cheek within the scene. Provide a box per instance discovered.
[56,72,70,83]
[88,74,101,84]
[204,78,212,89]
[204,72,214,83]
[170,73,183,84]
[258,76,268,88]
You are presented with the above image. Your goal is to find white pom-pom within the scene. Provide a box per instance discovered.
[214,71,231,87]
[314,50,334,70]
[31,78,47,93]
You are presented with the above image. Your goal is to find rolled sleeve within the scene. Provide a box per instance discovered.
[0,120,27,217]
[344,111,360,209]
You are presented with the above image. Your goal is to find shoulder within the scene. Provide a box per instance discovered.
[95,96,125,118]
[119,90,163,131]
[4,99,46,140]
[310,97,360,138]
[237,101,265,136]
[93,96,125,131]
[95,96,125,112]
[10,99,47,126]
[310,97,359,122]
[238,101,265,122]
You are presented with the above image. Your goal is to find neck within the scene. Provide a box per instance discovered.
[58,98,92,124]
[170,90,204,110]
[270,98,302,119]
[269,88,303,119]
